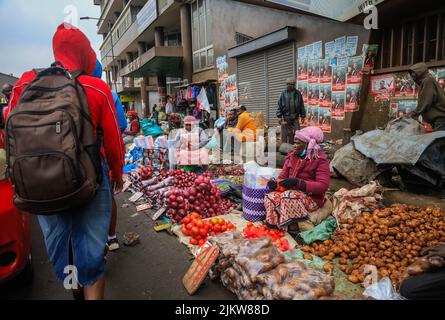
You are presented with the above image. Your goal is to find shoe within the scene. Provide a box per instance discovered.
[107,237,120,252]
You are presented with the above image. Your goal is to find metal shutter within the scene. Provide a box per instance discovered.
[266,43,295,127]
[237,52,266,115]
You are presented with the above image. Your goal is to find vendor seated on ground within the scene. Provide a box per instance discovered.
[266,126,330,237]
[400,244,445,300]
[226,109,238,129]
[228,105,257,142]
[123,111,140,144]
[173,116,209,172]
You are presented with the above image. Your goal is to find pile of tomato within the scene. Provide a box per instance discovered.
[181,212,237,246]
[243,223,293,252]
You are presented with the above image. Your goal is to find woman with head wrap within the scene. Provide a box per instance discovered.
[266,126,331,232]
[123,110,140,144]
[173,116,209,170]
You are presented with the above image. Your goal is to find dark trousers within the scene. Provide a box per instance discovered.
[433,121,445,132]
[281,118,300,145]
[400,268,445,300]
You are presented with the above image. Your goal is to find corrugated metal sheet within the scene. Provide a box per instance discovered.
[266,43,295,127]
[237,52,267,115]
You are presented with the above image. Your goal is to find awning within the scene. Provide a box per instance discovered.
[228,27,297,59]
[120,46,183,78]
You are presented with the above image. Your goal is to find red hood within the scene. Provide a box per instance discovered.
[52,23,96,75]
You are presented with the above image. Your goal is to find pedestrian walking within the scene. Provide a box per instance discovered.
[277,78,306,145]
[5,23,125,300]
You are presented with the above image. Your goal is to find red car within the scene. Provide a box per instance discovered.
[0,106,33,285]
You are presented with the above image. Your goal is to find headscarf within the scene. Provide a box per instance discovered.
[127,110,138,119]
[294,126,324,160]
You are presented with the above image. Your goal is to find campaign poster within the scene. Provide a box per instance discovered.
[298,46,307,60]
[297,81,308,104]
[306,43,314,60]
[345,36,359,57]
[335,36,346,57]
[397,100,417,118]
[371,74,395,95]
[437,69,445,92]
[224,75,238,109]
[337,56,349,68]
[332,66,347,92]
[308,60,320,84]
[331,91,345,119]
[347,56,364,84]
[307,105,319,127]
[318,107,332,133]
[345,84,360,112]
[313,41,323,59]
[362,44,379,74]
[325,41,335,60]
[297,59,308,81]
[308,83,320,106]
[389,102,399,119]
[319,83,332,108]
[319,58,332,84]
[395,73,416,97]
[216,56,229,82]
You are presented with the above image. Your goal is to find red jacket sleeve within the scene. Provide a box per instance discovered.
[278,155,292,180]
[81,78,125,181]
[303,158,331,196]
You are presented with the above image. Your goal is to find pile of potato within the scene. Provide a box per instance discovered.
[209,233,335,300]
[303,205,445,286]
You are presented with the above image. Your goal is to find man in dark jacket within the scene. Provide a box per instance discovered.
[277,77,306,144]
[410,62,445,131]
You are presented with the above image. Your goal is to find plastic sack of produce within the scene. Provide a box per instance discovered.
[363,277,405,300]
[214,117,226,130]
[205,133,219,150]
[141,119,164,138]
[243,161,279,189]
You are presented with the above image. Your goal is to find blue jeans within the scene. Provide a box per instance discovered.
[38,160,112,287]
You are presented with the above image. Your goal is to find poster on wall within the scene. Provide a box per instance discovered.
[335,36,346,57]
[308,83,320,106]
[332,66,347,92]
[318,107,332,133]
[345,36,359,56]
[325,41,335,60]
[307,105,319,127]
[332,92,345,119]
[308,60,320,83]
[306,44,314,61]
[319,83,332,108]
[437,69,445,91]
[298,46,307,60]
[371,74,395,95]
[217,56,229,82]
[346,84,360,112]
[297,81,308,104]
[297,59,308,81]
[337,57,349,68]
[390,102,399,119]
[224,75,238,109]
[347,56,363,84]
[397,100,418,118]
[319,58,332,84]
[313,41,323,59]
[362,44,379,74]
[395,74,416,97]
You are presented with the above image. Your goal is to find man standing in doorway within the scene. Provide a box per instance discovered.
[277,77,306,144]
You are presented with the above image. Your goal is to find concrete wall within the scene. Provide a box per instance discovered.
[208,0,372,140]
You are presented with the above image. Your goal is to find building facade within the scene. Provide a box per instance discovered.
[94,0,445,139]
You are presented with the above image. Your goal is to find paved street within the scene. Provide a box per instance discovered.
[0,193,235,300]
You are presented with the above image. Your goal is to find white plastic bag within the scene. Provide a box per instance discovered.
[363,277,405,300]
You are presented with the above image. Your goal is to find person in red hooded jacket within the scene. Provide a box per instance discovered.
[6,23,125,300]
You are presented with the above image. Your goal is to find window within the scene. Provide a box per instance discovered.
[235,32,254,45]
[377,9,445,70]
[191,0,213,71]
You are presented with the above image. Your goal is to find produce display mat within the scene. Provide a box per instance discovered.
[172,211,298,256]
[284,250,364,299]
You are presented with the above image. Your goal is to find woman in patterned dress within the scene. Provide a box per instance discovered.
[266,126,331,232]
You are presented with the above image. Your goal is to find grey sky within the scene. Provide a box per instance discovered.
[0,0,102,77]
